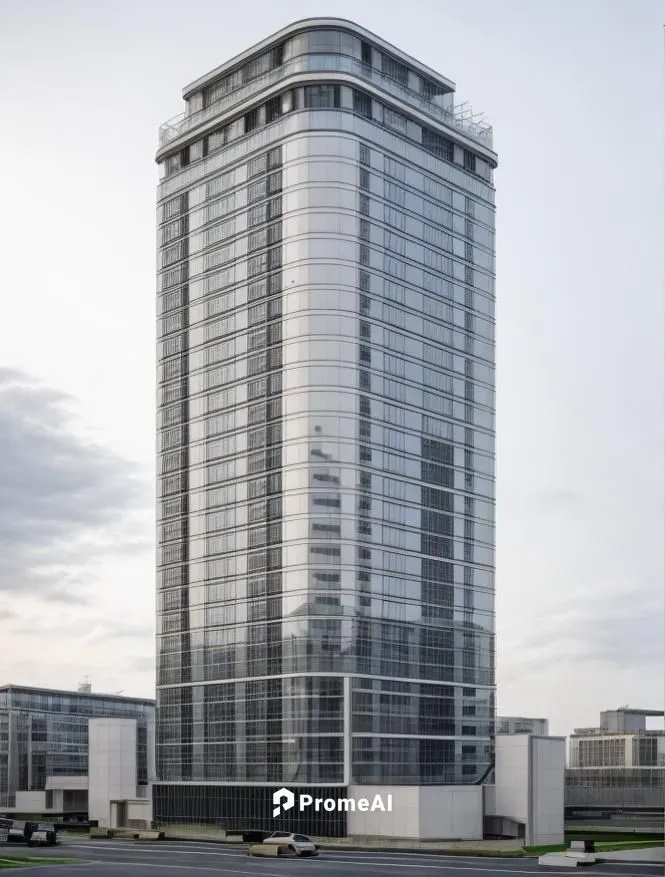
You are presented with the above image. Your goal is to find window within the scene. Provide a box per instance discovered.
[265,95,282,123]
[248,327,267,350]
[384,231,405,255]
[383,304,405,328]
[384,428,405,451]
[383,107,407,133]
[247,154,268,179]
[267,196,282,220]
[384,180,406,206]
[384,354,404,377]
[384,378,406,402]
[381,54,409,86]
[248,229,267,252]
[422,127,454,162]
[384,206,405,231]
[423,224,452,252]
[304,85,340,108]
[423,200,453,229]
[361,42,372,66]
[384,157,407,182]
[160,218,186,246]
[268,146,282,169]
[244,108,259,133]
[384,257,406,281]
[384,281,405,304]
[161,195,184,222]
[424,248,453,276]
[359,143,371,166]
[268,171,282,194]
[464,150,477,174]
[247,179,267,204]
[249,302,267,325]
[359,168,370,191]
[248,253,267,277]
[353,90,373,119]
[359,194,370,216]
[384,402,405,425]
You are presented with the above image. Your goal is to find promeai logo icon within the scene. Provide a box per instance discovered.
[272,787,295,817]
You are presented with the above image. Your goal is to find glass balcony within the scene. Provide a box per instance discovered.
[159,54,493,150]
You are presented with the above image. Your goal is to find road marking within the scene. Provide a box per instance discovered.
[305,856,659,876]
[64,843,247,854]
[80,862,289,874]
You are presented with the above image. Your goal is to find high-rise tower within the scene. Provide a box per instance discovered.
[155,18,497,835]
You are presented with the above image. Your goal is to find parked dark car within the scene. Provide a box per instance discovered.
[28,821,58,846]
[7,820,57,846]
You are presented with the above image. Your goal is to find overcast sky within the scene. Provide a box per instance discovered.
[0,0,663,740]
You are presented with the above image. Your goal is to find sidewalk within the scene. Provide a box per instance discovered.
[597,846,664,865]
[316,837,525,854]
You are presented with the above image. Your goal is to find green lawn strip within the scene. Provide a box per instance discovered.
[523,840,664,856]
[566,831,663,842]
[596,840,664,850]
[406,849,527,858]
[523,845,566,854]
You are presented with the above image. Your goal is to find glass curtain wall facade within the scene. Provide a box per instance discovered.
[155,18,497,833]
[0,686,155,809]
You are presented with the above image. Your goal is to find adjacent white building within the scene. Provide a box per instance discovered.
[497,716,549,736]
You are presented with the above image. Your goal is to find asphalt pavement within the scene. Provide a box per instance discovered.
[2,838,663,877]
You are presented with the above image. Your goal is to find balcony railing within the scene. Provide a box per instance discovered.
[159,54,493,150]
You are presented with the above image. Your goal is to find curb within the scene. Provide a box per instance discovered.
[161,837,524,857]
[318,846,524,857]
[596,857,664,867]
[165,836,241,845]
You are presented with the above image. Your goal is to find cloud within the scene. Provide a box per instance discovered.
[534,488,580,510]
[127,656,156,674]
[0,369,152,599]
[84,620,155,642]
[500,577,662,676]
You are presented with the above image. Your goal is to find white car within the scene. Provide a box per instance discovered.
[263,832,319,856]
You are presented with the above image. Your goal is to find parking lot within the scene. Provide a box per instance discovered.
[2,837,663,876]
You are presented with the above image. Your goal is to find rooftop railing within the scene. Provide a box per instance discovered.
[159,54,493,150]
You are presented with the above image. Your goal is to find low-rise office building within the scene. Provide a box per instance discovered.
[566,708,665,812]
[0,683,155,819]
